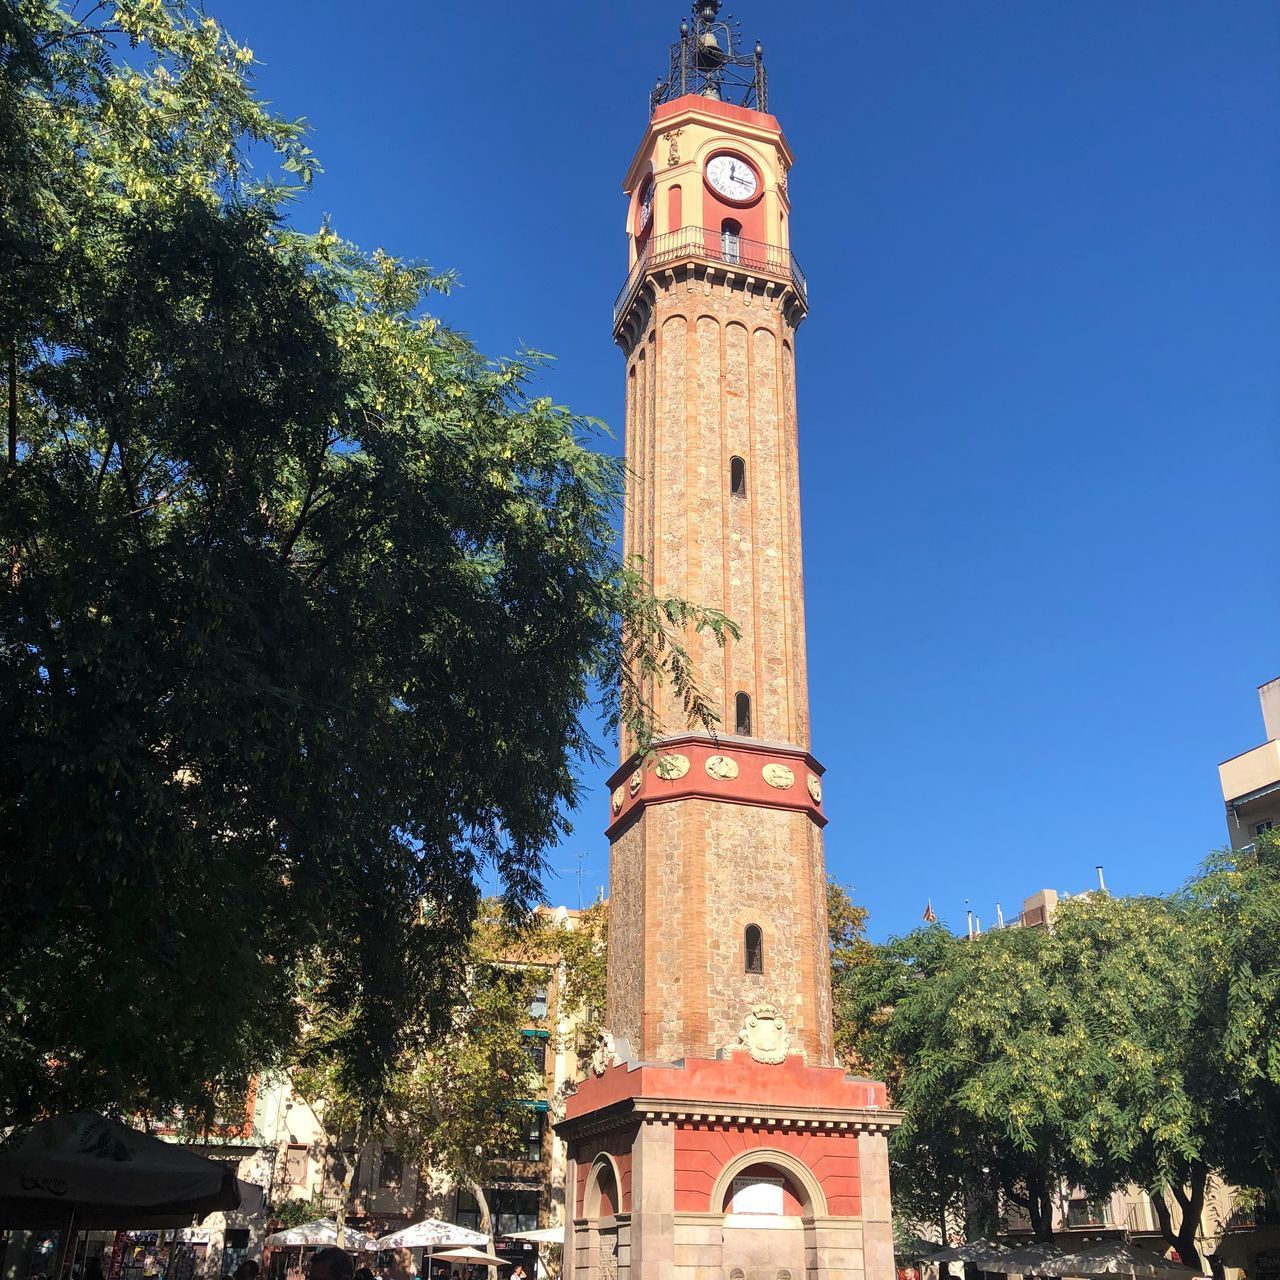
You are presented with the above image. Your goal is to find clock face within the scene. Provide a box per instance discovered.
[638,177,654,232]
[706,153,759,202]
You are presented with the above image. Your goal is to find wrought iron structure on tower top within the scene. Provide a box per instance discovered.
[650,1,767,115]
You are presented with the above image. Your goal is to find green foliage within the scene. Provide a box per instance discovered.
[1183,830,1280,1198]
[846,864,1280,1263]
[272,1193,331,1230]
[827,879,873,1071]
[292,900,554,1240]
[557,899,609,1070]
[0,0,733,1131]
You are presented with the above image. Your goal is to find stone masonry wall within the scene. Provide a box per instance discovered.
[620,270,809,753]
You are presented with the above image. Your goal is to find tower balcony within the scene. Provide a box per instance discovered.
[613,226,807,334]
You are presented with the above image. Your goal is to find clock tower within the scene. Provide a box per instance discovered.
[558,7,900,1280]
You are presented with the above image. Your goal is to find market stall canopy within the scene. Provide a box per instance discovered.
[983,1244,1068,1275]
[429,1247,511,1267]
[1045,1243,1200,1279]
[897,1238,944,1262]
[378,1219,489,1249]
[925,1240,1012,1266]
[0,1113,244,1228]
[502,1228,565,1245]
[264,1219,379,1251]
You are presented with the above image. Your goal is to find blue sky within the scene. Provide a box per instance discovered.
[211,1,1280,940]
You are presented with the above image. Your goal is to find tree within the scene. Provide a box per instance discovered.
[1049,893,1217,1269]
[828,879,873,1072]
[1183,832,1280,1205]
[290,901,556,1249]
[843,885,1263,1267]
[0,0,732,1131]
[556,898,610,1075]
[845,920,1095,1243]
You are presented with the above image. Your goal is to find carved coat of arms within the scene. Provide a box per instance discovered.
[737,1004,790,1065]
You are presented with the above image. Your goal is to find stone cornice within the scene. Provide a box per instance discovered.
[557,1095,901,1143]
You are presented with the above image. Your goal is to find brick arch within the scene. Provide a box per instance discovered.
[583,1151,623,1220]
[709,1146,828,1218]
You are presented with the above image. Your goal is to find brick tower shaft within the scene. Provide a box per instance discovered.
[604,94,834,1067]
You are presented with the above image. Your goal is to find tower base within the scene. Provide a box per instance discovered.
[557,1052,902,1280]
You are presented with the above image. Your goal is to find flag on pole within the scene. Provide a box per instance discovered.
[923,900,936,923]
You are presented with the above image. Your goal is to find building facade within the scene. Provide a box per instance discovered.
[559,9,900,1280]
[1218,677,1280,849]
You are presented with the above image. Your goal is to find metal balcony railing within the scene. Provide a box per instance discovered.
[613,227,807,328]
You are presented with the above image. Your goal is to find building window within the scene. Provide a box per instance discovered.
[745,924,764,974]
[1066,1196,1110,1227]
[529,982,548,1020]
[284,1143,309,1188]
[1255,820,1276,835]
[457,1188,539,1236]
[521,1107,546,1161]
[455,1187,481,1232]
[730,455,747,497]
[721,219,741,265]
[521,1030,547,1082]
[379,1149,403,1189]
[735,691,752,736]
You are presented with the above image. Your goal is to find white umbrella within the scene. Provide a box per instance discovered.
[502,1228,563,1245]
[983,1244,1067,1275]
[430,1247,510,1268]
[1045,1243,1199,1279]
[264,1219,379,1251]
[378,1219,489,1250]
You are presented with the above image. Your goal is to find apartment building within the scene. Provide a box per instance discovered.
[1219,678,1280,850]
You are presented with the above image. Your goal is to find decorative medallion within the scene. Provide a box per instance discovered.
[737,1003,790,1065]
[655,753,690,781]
[762,762,795,790]
[590,1029,618,1078]
[611,787,625,815]
[705,754,739,781]
[807,773,822,804]
[629,768,643,797]
[662,126,684,166]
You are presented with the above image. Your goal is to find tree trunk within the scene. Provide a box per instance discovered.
[6,339,16,469]
[335,1120,369,1252]
[1152,1165,1208,1274]
[465,1177,498,1280]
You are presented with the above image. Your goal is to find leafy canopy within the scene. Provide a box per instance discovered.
[0,0,732,1129]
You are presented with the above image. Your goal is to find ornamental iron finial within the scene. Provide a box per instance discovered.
[649,2,767,115]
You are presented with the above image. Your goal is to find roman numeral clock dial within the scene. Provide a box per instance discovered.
[706,152,759,201]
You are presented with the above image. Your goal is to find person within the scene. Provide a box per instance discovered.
[233,1264,259,1280]
[380,1251,414,1280]
[309,1252,353,1280]
[511,1267,526,1280]
[354,1269,375,1280]
[85,1261,106,1280]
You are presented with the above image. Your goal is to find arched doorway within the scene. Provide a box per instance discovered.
[583,1156,624,1280]
[712,1151,826,1280]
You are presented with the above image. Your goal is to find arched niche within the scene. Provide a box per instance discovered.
[583,1152,622,1220]
[709,1147,828,1218]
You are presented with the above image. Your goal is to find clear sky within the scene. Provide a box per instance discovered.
[209,0,1280,940]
